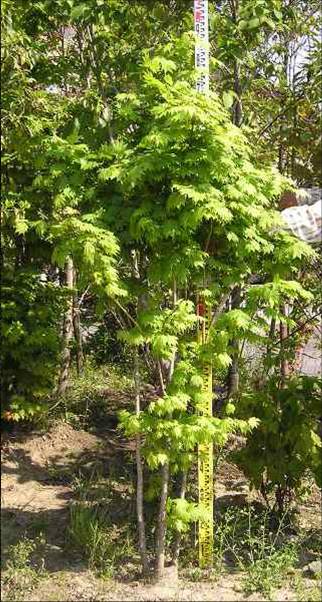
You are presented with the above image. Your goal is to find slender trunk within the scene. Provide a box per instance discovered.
[278,141,284,173]
[233,60,243,127]
[87,24,114,144]
[155,278,180,578]
[155,462,170,580]
[61,27,68,96]
[157,360,166,396]
[262,317,277,382]
[168,279,177,383]
[171,471,187,567]
[280,304,289,384]
[228,6,243,393]
[269,317,276,341]
[227,285,241,397]
[57,257,74,396]
[134,349,148,576]
[72,278,84,375]
[132,250,148,575]
[230,0,243,128]
[227,339,239,397]
[155,336,171,580]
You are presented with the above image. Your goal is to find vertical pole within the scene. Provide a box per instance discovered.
[194,0,213,569]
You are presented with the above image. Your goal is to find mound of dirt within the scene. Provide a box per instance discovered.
[5,422,99,466]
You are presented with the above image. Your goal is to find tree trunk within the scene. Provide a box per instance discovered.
[171,470,187,567]
[154,278,179,578]
[228,7,243,393]
[134,348,148,576]
[168,279,177,383]
[233,60,243,127]
[132,250,148,576]
[73,285,84,376]
[227,286,241,397]
[155,462,170,580]
[57,257,74,396]
[280,304,289,384]
[230,0,243,128]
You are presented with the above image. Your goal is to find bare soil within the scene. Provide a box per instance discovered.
[1,420,321,602]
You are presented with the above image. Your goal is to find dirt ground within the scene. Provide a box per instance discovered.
[1,420,321,602]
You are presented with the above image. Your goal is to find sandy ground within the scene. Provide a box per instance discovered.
[1,421,321,602]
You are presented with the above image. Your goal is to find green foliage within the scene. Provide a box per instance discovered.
[243,545,297,598]
[167,498,204,534]
[1,270,66,421]
[119,293,260,478]
[233,376,322,512]
[213,0,321,183]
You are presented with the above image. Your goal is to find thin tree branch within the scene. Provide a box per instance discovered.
[256,92,305,140]
[78,285,91,307]
[207,286,235,337]
[267,311,321,350]
[113,298,142,331]
[157,360,166,396]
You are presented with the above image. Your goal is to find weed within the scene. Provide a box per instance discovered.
[211,505,299,598]
[1,535,46,601]
[187,567,205,582]
[242,544,298,598]
[292,574,322,602]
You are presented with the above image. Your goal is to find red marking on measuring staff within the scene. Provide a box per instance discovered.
[197,303,205,316]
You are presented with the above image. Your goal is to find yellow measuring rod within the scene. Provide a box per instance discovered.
[196,297,213,568]
[194,0,213,569]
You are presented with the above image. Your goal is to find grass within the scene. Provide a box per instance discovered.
[69,503,117,578]
[68,470,137,579]
[48,361,134,430]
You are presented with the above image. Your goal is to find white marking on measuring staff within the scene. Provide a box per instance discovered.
[194,0,209,94]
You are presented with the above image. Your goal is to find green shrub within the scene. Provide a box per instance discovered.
[243,545,297,598]
[233,375,322,512]
[1,269,66,422]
